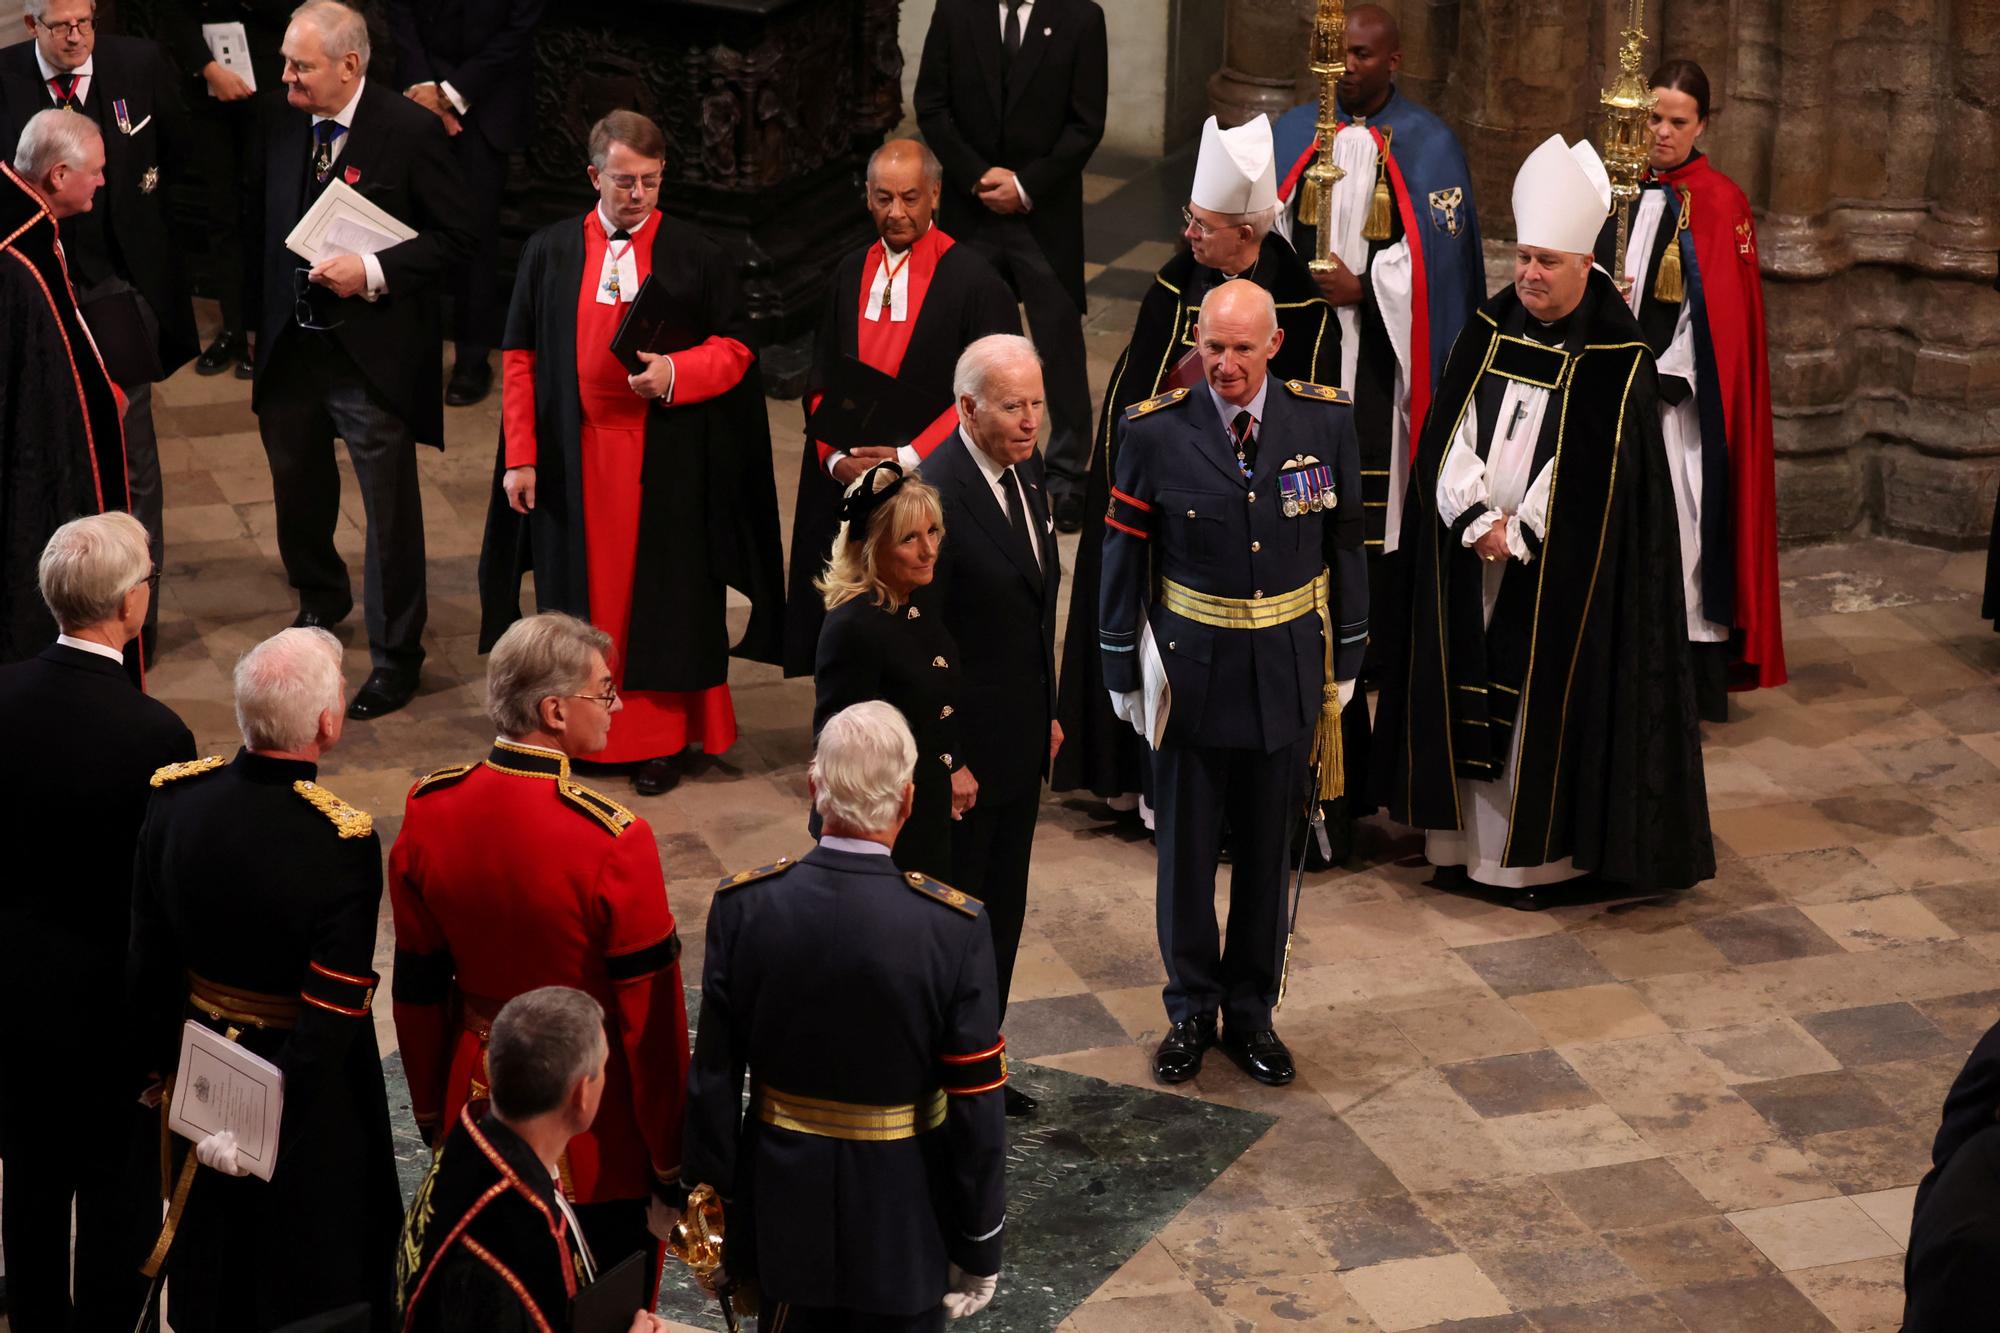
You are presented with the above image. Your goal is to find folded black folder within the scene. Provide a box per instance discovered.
[609,274,706,375]
[569,1252,648,1333]
[808,353,936,451]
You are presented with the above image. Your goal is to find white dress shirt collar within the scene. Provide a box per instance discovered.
[596,203,654,239]
[998,0,1036,37]
[33,48,92,96]
[313,78,365,129]
[957,427,1042,569]
[56,633,124,664]
[1207,376,1270,434]
[819,835,894,856]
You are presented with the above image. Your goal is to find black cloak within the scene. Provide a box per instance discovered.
[476,213,785,684]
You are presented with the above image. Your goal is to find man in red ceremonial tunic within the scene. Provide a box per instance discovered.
[478,109,785,794]
[779,138,1018,674]
[388,611,690,1299]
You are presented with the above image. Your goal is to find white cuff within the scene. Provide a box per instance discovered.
[1461,508,1503,548]
[896,444,922,469]
[438,80,468,115]
[361,252,386,300]
[1012,171,1032,212]
[659,356,677,404]
[823,449,848,478]
[1502,514,1533,564]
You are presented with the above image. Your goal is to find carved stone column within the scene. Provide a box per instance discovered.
[1208,0,1313,126]
[1445,0,1598,239]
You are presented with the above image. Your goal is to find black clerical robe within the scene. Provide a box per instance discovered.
[0,163,127,666]
[780,228,1018,676]
[1054,232,1338,799]
[1371,270,1714,891]
[477,213,785,682]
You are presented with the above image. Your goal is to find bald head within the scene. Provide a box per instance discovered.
[1339,5,1402,115]
[865,138,942,249]
[1196,279,1284,406]
[1348,4,1401,51]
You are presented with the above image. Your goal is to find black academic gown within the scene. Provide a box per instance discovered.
[477,213,785,682]
[0,164,128,667]
[781,236,1019,676]
[1054,232,1338,799]
[1371,271,1714,892]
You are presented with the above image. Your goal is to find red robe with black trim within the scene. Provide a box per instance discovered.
[387,741,690,1208]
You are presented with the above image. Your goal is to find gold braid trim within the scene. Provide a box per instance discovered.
[293,780,374,838]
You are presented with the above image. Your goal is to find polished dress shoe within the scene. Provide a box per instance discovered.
[1222,1027,1296,1086]
[445,357,493,407]
[1051,491,1085,534]
[1003,1085,1038,1117]
[633,755,681,797]
[234,345,255,381]
[291,602,351,630]
[345,668,419,720]
[1152,1014,1217,1085]
[196,330,246,376]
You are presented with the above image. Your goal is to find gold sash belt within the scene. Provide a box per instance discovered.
[1159,570,1327,630]
[753,1084,947,1142]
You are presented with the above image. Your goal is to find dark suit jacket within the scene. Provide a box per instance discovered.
[0,644,193,1045]
[386,0,546,153]
[255,79,474,445]
[925,430,1059,802]
[914,0,1107,311]
[0,34,199,376]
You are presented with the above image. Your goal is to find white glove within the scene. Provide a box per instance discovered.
[1108,689,1147,739]
[194,1129,248,1177]
[1337,677,1356,712]
[942,1264,998,1319]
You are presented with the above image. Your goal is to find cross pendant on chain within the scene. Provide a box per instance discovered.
[1505,401,1527,441]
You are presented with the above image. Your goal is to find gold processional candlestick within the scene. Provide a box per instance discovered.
[1598,0,1656,284]
[1295,0,1348,275]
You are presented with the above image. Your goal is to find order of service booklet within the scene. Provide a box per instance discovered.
[165,1020,285,1182]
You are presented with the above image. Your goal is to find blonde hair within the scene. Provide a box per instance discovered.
[815,471,945,614]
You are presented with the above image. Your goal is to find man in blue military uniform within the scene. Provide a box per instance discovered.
[680,700,1007,1330]
[1100,278,1367,1088]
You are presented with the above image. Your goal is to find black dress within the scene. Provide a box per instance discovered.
[812,589,961,880]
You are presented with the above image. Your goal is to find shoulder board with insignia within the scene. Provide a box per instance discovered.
[291,780,374,839]
[904,869,983,918]
[717,856,796,892]
[1124,386,1190,420]
[410,762,476,797]
[1283,379,1352,405]
[150,755,225,787]
[556,778,636,837]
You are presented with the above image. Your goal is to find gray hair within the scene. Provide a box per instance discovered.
[289,0,370,71]
[14,108,99,179]
[952,333,1042,405]
[810,700,917,834]
[21,0,84,22]
[488,987,608,1122]
[865,139,943,191]
[234,627,346,752]
[38,511,148,633]
[486,612,612,739]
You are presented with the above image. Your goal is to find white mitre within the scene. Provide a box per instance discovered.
[1512,134,1614,255]
[1189,114,1278,215]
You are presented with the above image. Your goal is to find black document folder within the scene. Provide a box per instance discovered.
[609,274,705,375]
[569,1252,648,1333]
[808,353,936,451]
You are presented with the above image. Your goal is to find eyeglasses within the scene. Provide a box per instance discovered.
[140,571,162,593]
[35,16,93,38]
[565,687,620,709]
[292,267,343,332]
[604,173,662,193]
[1181,205,1245,239]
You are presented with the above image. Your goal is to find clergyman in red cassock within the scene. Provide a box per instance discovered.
[477,110,784,795]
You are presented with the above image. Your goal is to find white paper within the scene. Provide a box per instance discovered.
[285,178,416,265]
[200,22,255,95]
[1138,621,1171,750]
[166,1021,284,1182]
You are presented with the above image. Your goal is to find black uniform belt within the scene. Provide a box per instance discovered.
[186,972,299,1031]
[1159,570,1327,629]
[753,1084,947,1142]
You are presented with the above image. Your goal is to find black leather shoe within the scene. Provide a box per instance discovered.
[196,330,246,376]
[291,602,351,630]
[633,755,681,797]
[445,357,493,406]
[1152,1014,1217,1085]
[234,347,255,381]
[1222,1027,1296,1086]
[1003,1085,1038,1117]
[1051,491,1085,534]
[346,668,419,720]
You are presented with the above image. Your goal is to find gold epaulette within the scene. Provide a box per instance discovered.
[150,755,224,787]
[1124,386,1190,420]
[717,856,795,892]
[292,780,374,839]
[904,870,982,918]
[1283,379,1352,405]
[410,762,476,797]
[556,778,636,837]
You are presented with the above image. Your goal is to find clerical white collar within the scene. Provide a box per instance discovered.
[879,222,930,262]
[56,633,123,664]
[597,204,653,239]
[33,48,91,85]
[313,78,365,129]
[819,835,893,856]
[1207,376,1270,429]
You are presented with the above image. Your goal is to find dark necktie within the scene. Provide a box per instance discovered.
[1232,409,1257,476]
[1003,1,1025,59]
[1001,466,1040,578]
[311,120,347,183]
[48,74,76,107]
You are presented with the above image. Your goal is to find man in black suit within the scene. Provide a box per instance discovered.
[0,0,196,663]
[255,0,472,719]
[387,0,545,407]
[926,332,1060,1117]
[915,0,1106,532]
[0,513,193,1333]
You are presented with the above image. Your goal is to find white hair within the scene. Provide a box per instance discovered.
[290,0,370,71]
[811,701,917,834]
[14,107,99,179]
[952,333,1042,405]
[38,511,148,633]
[233,628,346,752]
